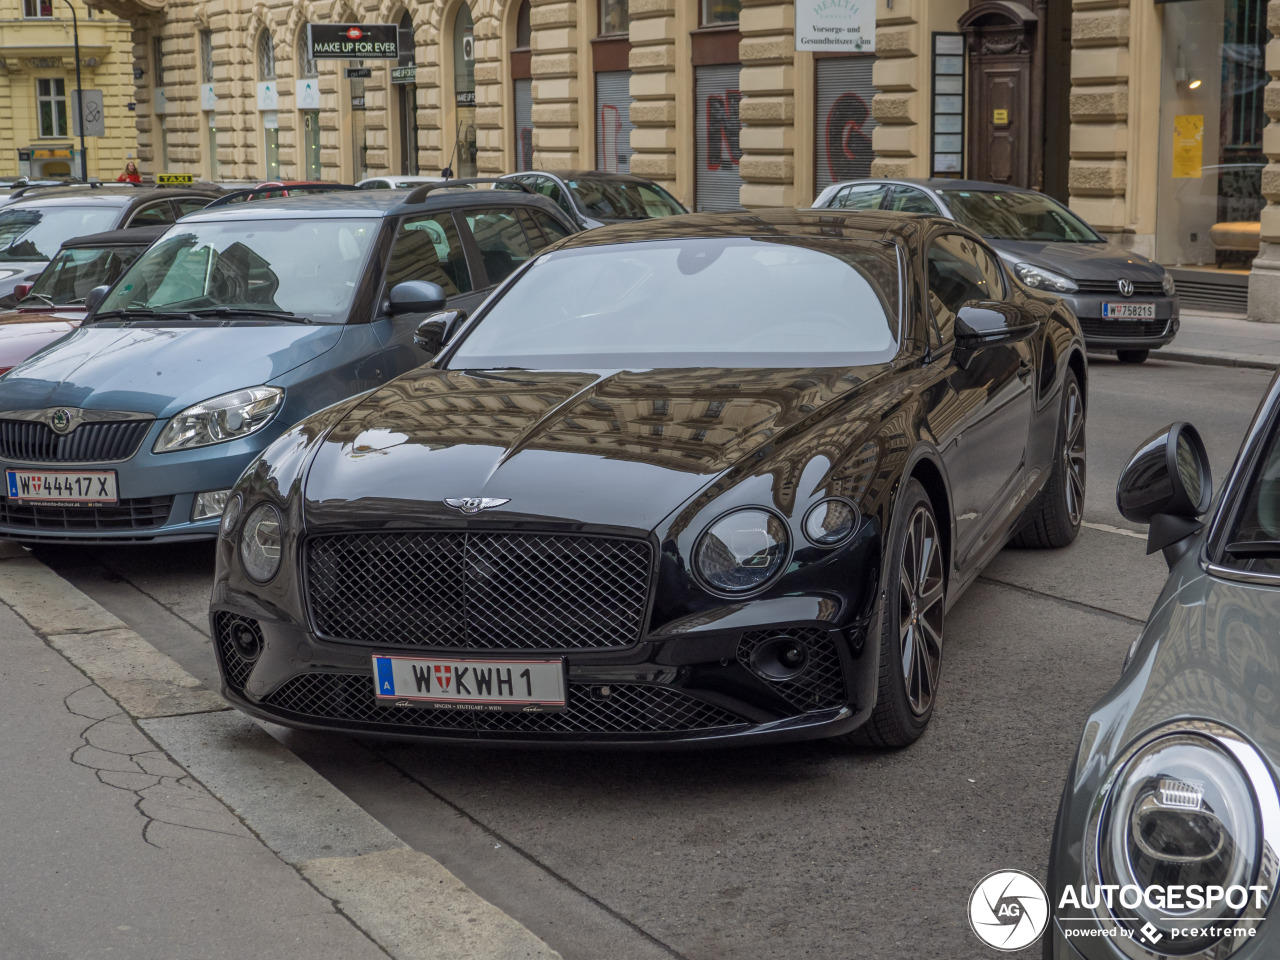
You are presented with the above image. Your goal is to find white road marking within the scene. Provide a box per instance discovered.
[1082,521,1147,540]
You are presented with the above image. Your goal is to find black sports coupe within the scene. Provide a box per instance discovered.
[209,209,1087,748]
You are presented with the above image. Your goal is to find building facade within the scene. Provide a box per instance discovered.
[0,0,136,179]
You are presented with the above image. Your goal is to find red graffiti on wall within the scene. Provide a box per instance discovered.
[824,91,873,183]
[705,89,743,171]
[599,104,623,173]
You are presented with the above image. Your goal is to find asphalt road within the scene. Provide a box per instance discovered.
[29,357,1277,960]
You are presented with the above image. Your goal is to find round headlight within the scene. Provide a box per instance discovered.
[220,493,243,539]
[802,499,859,546]
[694,509,789,594]
[239,503,282,582]
[1087,725,1280,957]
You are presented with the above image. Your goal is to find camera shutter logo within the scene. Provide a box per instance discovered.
[968,869,1049,951]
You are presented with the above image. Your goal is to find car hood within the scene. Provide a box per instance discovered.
[0,309,80,371]
[303,364,891,532]
[0,323,344,417]
[990,238,1166,283]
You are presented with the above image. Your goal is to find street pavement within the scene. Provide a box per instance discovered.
[1154,309,1280,369]
[2,355,1275,960]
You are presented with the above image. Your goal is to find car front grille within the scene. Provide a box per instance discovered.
[1079,319,1171,341]
[737,628,847,712]
[0,494,173,531]
[0,418,152,463]
[1074,279,1166,297]
[260,672,748,734]
[306,531,653,650]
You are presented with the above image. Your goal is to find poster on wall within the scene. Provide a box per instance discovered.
[1172,114,1203,179]
[795,0,875,52]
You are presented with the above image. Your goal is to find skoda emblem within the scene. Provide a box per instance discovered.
[444,497,511,515]
[48,408,73,434]
[1118,278,1134,297]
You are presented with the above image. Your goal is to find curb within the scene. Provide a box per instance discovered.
[1150,348,1278,371]
[0,549,562,960]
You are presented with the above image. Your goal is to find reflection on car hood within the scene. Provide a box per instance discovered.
[0,324,343,417]
[0,308,80,371]
[990,239,1166,283]
[304,364,891,532]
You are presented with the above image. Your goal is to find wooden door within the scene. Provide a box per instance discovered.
[969,55,1031,185]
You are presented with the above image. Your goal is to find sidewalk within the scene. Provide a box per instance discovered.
[1150,311,1280,370]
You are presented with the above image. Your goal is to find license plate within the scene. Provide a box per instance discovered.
[372,655,566,712]
[1102,302,1156,319]
[5,469,117,504]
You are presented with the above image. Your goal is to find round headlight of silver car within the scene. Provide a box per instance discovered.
[802,499,859,546]
[239,503,282,582]
[694,508,789,594]
[1085,723,1280,958]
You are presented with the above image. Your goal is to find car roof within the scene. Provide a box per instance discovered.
[550,208,940,249]
[4,185,221,209]
[834,177,1041,195]
[520,170,659,186]
[60,224,171,248]
[179,187,574,222]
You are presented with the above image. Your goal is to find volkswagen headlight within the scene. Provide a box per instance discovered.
[1014,262,1079,293]
[1084,723,1279,957]
[1163,272,1177,297]
[239,503,282,582]
[694,508,790,594]
[154,386,283,453]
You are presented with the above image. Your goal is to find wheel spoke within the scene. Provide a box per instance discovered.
[901,623,916,682]
[918,580,945,615]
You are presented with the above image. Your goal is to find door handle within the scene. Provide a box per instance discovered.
[1017,357,1032,381]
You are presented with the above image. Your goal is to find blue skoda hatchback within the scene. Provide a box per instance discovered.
[0,185,577,542]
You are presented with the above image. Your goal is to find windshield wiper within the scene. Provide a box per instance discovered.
[1225,540,1280,558]
[19,291,55,307]
[187,307,313,324]
[89,307,202,323]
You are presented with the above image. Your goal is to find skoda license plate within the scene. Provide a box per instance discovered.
[6,469,117,505]
[372,655,566,712]
[1102,302,1155,320]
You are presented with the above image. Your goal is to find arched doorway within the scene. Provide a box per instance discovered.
[958,1,1038,188]
[396,12,419,175]
[449,4,477,178]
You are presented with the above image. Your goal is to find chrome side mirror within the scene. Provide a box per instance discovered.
[1117,422,1212,567]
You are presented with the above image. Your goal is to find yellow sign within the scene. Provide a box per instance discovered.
[157,173,194,185]
[32,149,72,159]
[992,109,1009,126]
[1172,114,1203,179]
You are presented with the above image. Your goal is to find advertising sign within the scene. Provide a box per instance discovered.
[1172,114,1203,178]
[307,23,398,60]
[796,0,875,52]
[391,65,416,84]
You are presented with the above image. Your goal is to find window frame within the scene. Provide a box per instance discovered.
[831,182,889,211]
[200,29,215,84]
[36,78,68,138]
[23,0,52,18]
[382,210,475,300]
[700,0,742,27]
[599,0,629,37]
[887,185,941,215]
[257,29,276,81]
[459,206,540,288]
[924,231,1007,348]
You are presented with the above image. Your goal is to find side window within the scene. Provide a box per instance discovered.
[887,187,940,215]
[128,201,176,228]
[831,183,888,210]
[926,234,994,346]
[385,213,472,297]
[519,208,573,250]
[464,208,535,286]
[175,197,213,217]
[531,177,575,219]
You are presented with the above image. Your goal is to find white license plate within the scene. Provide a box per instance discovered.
[1102,302,1156,319]
[5,469,117,504]
[372,655,566,712]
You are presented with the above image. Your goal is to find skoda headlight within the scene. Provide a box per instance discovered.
[694,508,789,594]
[239,503,282,582]
[154,386,283,453]
[1163,272,1177,297]
[1086,724,1279,956]
[1014,262,1079,293]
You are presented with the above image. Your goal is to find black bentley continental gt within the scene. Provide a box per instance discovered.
[209,209,1088,748]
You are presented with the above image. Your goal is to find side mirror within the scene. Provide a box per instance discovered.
[12,283,32,302]
[85,285,110,312]
[954,302,1038,348]
[1117,422,1212,567]
[414,310,466,354]
[388,280,447,316]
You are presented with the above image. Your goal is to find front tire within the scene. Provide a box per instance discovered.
[850,478,945,749]
[1011,369,1085,549]
[1116,348,1149,364]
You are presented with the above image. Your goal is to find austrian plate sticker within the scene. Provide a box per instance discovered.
[372,655,566,712]
[6,469,117,504]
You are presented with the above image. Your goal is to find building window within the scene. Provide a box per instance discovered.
[600,0,628,36]
[153,36,165,88]
[257,30,276,80]
[200,30,215,84]
[299,27,318,78]
[516,0,531,47]
[23,0,52,18]
[701,0,740,25]
[36,79,68,138]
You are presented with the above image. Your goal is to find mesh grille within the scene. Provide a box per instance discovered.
[0,494,173,531]
[0,418,152,463]
[306,532,652,650]
[737,628,847,712]
[1075,279,1165,296]
[1078,319,1171,341]
[262,673,748,734]
[213,611,260,691]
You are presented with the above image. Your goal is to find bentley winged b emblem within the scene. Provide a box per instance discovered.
[444,497,511,515]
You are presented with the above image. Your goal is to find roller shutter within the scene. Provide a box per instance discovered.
[814,56,878,194]
[595,70,633,173]
[694,63,743,211]
[513,78,534,171]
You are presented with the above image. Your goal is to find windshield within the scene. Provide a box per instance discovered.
[447,237,899,369]
[566,179,686,220]
[939,190,1102,243]
[95,218,379,321]
[0,205,121,262]
[1217,419,1280,574]
[24,243,148,306]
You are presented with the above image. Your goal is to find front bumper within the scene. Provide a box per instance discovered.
[1057,293,1180,350]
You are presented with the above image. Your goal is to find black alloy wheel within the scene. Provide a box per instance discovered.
[1012,369,1086,549]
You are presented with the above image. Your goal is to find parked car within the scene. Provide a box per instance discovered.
[209,209,1086,748]
[0,224,166,376]
[357,176,446,190]
[0,184,580,544]
[812,178,1179,364]
[0,183,223,304]
[497,170,687,229]
[1045,385,1280,959]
